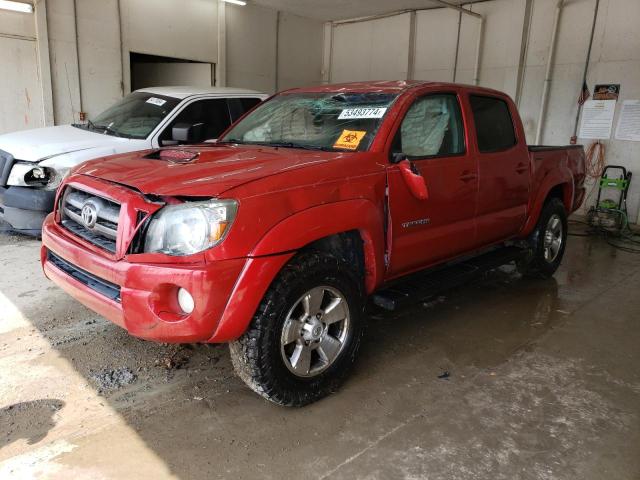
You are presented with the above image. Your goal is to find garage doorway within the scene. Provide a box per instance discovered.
[130,52,215,91]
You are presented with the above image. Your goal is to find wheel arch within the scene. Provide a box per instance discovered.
[250,199,385,293]
[208,199,385,342]
[522,178,573,237]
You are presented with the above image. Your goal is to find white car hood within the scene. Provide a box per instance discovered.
[0,125,132,162]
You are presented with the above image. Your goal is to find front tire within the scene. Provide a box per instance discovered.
[518,197,568,278]
[229,251,365,406]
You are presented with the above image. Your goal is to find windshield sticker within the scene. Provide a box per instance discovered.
[334,129,367,151]
[338,107,387,120]
[146,97,167,106]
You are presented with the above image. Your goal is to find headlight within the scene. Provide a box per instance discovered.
[7,163,68,189]
[143,199,238,256]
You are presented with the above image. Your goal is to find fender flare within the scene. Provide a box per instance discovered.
[208,199,386,342]
[250,199,386,293]
[208,252,294,342]
[522,170,574,236]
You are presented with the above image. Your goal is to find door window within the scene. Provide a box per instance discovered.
[469,95,516,152]
[160,98,231,143]
[396,94,465,158]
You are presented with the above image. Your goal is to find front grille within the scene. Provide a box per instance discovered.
[47,250,121,302]
[61,187,121,253]
[0,150,15,187]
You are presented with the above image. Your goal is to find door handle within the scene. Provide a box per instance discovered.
[516,163,528,174]
[459,172,477,182]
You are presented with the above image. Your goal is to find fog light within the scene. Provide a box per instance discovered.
[177,288,195,314]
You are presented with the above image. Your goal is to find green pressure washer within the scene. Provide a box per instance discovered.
[587,165,633,232]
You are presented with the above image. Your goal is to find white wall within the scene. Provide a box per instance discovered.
[121,0,218,62]
[0,37,45,134]
[331,13,411,82]
[2,0,324,129]
[0,9,44,134]
[0,6,35,37]
[225,5,324,93]
[46,0,81,124]
[226,3,278,93]
[277,12,324,91]
[76,0,123,119]
[120,0,219,100]
[413,8,458,82]
[520,0,640,220]
[325,0,640,221]
[458,0,527,95]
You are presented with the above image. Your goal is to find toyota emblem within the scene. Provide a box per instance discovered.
[81,203,98,229]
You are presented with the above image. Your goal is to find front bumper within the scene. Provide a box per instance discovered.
[0,186,55,235]
[41,214,247,343]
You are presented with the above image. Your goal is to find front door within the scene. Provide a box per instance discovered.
[387,93,478,278]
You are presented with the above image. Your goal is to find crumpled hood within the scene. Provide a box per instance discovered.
[0,125,131,162]
[75,145,345,197]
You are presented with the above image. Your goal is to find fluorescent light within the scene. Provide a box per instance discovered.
[0,1,33,13]
[221,0,247,5]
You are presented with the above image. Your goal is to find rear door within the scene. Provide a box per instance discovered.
[387,92,478,277]
[469,95,530,244]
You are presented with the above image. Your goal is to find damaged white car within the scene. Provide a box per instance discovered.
[0,86,266,235]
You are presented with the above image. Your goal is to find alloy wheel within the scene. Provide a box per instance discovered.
[280,286,350,378]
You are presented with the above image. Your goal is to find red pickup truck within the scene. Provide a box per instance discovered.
[41,81,585,406]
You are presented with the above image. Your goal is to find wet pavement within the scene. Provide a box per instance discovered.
[0,228,639,479]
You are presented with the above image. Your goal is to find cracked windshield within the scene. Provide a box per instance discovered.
[220,92,398,152]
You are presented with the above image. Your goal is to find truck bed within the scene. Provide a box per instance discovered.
[528,144,586,215]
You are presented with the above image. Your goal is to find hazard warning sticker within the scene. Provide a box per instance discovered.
[333,129,367,151]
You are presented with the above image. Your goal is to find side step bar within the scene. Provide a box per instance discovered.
[372,246,526,311]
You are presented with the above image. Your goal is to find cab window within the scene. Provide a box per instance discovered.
[469,95,516,152]
[395,94,465,159]
[160,99,231,144]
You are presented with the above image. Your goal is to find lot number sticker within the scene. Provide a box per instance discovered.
[338,107,387,120]
[146,97,167,106]
[334,130,367,150]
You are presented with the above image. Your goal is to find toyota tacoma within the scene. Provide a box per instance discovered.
[41,81,586,406]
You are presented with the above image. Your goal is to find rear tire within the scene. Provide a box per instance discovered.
[229,251,365,407]
[517,197,567,278]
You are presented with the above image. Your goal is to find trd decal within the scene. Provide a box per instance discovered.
[401,218,431,228]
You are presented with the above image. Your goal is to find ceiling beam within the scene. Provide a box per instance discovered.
[431,0,482,19]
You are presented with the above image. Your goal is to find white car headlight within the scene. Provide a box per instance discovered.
[143,199,238,256]
[7,163,68,190]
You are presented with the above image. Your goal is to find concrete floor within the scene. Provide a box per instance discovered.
[0,228,639,480]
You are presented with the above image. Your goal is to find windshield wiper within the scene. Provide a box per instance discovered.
[255,142,337,152]
[87,119,121,137]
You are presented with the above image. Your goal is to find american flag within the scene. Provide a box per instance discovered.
[578,81,591,105]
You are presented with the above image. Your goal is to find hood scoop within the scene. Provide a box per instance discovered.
[146,149,199,164]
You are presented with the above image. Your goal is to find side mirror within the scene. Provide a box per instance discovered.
[398,159,429,200]
[172,122,206,143]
